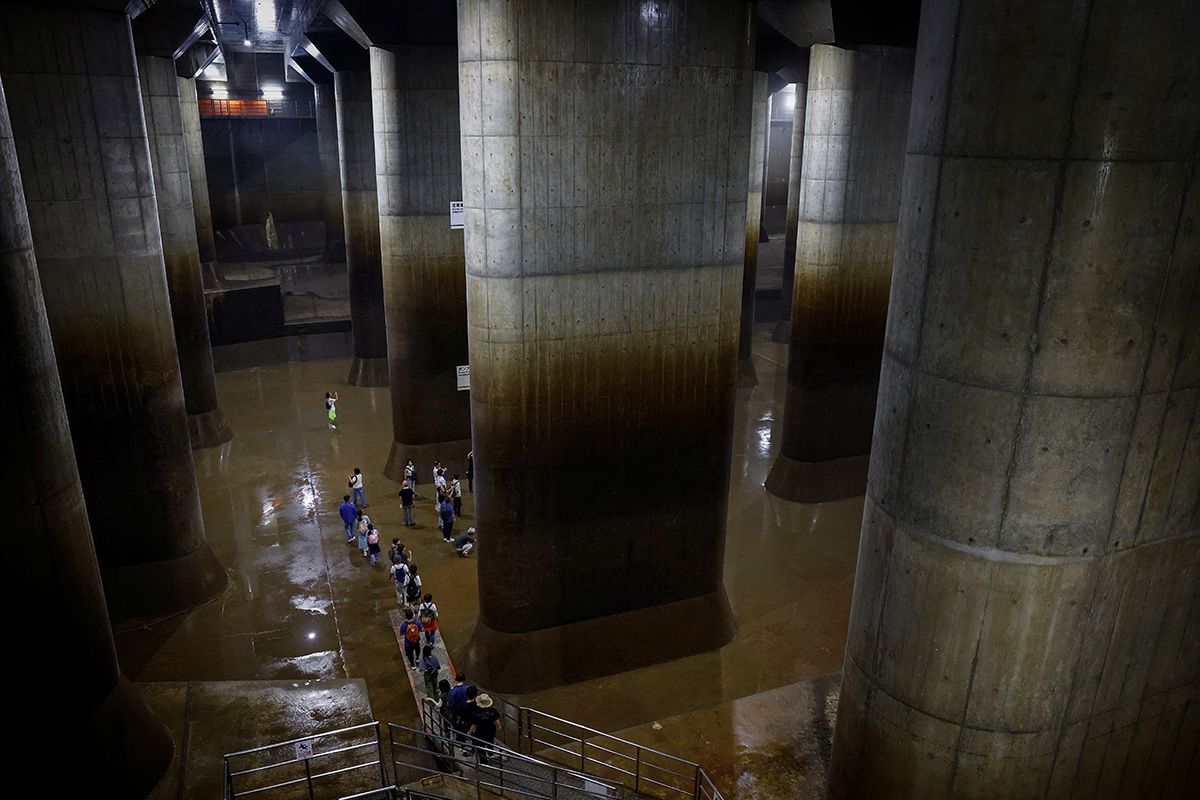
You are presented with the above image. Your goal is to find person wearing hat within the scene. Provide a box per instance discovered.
[468,693,501,765]
[454,527,476,556]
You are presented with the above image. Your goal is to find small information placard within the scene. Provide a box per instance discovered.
[294,739,314,760]
[456,365,470,391]
[450,201,464,230]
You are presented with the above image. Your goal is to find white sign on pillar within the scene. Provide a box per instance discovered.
[450,201,464,230]
[294,739,314,760]
[456,365,470,391]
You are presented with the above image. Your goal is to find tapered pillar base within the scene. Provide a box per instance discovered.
[462,587,736,693]
[771,318,791,344]
[81,675,174,798]
[346,357,389,387]
[103,542,228,625]
[736,357,759,389]
[384,438,473,485]
[188,407,233,450]
[765,452,870,504]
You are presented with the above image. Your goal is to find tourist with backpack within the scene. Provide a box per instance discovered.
[366,524,381,565]
[420,645,441,700]
[405,565,423,609]
[418,594,439,645]
[355,510,371,556]
[399,610,423,668]
[390,559,409,605]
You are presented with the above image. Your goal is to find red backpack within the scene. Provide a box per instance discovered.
[404,621,420,644]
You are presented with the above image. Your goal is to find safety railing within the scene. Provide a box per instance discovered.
[223,721,387,800]
[418,697,722,800]
[386,721,625,800]
[514,709,711,800]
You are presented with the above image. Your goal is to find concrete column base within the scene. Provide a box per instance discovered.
[346,357,389,387]
[188,407,233,450]
[383,438,473,485]
[765,452,870,504]
[736,357,759,389]
[461,587,737,693]
[103,542,228,624]
[771,318,792,344]
[82,674,174,797]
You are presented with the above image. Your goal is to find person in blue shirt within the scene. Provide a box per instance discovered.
[439,497,456,543]
[339,495,357,543]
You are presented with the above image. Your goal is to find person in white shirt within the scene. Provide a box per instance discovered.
[349,467,367,506]
[450,475,462,516]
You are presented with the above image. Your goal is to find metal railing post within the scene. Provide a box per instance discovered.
[580,737,586,773]
[635,746,641,793]
[693,764,701,800]
[551,767,559,800]
[303,755,314,800]
[375,721,388,789]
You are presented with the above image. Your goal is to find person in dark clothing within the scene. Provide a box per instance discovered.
[399,609,423,668]
[468,693,501,765]
[420,645,441,700]
[465,450,473,494]
[399,480,415,525]
[454,528,476,556]
[447,673,469,730]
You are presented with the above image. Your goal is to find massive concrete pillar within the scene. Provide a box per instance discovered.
[736,72,770,389]
[0,6,226,622]
[336,68,388,387]
[459,0,751,692]
[765,45,913,503]
[139,54,232,449]
[373,45,471,482]
[178,75,218,279]
[772,82,806,344]
[316,83,345,262]
[2,70,173,800]
[830,1,1200,797]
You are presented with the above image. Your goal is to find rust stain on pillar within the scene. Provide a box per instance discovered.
[336,69,388,386]
[140,54,231,449]
[1,70,174,797]
[458,0,754,693]
[373,46,472,481]
[0,7,226,622]
[766,45,913,504]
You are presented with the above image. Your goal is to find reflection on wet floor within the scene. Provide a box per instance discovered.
[117,326,861,798]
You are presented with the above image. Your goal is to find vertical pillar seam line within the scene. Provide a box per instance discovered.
[994,1,1096,552]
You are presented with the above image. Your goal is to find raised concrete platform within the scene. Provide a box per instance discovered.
[142,679,375,800]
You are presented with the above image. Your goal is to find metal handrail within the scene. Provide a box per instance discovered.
[388,721,621,790]
[224,721,387,800]
[222,702,725,800]
[513,707,722,800]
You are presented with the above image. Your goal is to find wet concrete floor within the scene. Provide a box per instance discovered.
[116,325,862,799]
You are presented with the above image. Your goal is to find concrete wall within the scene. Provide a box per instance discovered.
[202,117,324,230]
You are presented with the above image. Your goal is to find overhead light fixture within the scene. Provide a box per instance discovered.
[262,86,283,101]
